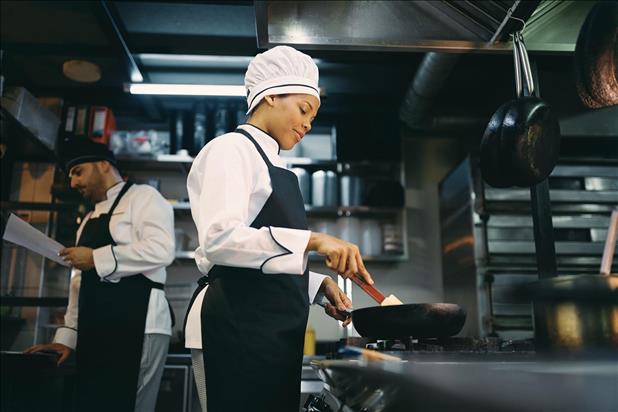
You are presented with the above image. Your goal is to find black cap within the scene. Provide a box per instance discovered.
[59,138,117,172]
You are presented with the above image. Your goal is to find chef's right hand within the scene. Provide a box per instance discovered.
[24,342,73,366]
[307,232,373,285]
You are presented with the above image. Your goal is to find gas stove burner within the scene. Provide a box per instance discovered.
[365,338,416,351]
[411,337,536,353]
[340,336,536,355]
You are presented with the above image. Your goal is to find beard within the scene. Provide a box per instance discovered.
[78,167,104,204]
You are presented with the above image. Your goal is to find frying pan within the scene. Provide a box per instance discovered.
[480,32,561,188]
[351,303,467,338]
[320,275,466,338]
[574,1,618,109]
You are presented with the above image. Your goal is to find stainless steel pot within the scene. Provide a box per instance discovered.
[312,170,338,207]
[340,175,363,206]
[529,208,618,352]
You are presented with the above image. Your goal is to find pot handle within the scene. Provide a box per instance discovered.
[511,33,522,97]
[316,295,352,318]
[349,274,386,304]
[600,208,618,276]
[516,32,535,96]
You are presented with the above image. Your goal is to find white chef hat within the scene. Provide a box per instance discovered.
[245,45,320,114]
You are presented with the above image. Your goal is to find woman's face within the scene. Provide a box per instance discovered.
[266,94,320,150]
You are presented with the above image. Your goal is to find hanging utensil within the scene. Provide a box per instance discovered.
[527,207,618,352]
[574,1,618,109]
[597,208,616,276]
[480,31,561,188]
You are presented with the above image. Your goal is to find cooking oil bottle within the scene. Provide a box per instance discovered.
[304,324,316,356]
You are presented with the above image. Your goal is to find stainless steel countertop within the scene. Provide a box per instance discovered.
[312,354,618,412]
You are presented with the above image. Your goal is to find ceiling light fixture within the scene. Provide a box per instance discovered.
[138,54,253,69]
[126,83,246,96]
[63,60,102,83]
[130,69,144,83]
[137,53,322,68]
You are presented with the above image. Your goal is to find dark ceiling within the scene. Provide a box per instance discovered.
[0,0,587,133]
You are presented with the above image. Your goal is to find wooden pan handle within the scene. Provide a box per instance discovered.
[349,274,385,304]
[600,208,618,276]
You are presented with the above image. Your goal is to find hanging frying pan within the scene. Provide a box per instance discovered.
[574,1,618,109]
[320,275,466,338]
[480,32,561,188]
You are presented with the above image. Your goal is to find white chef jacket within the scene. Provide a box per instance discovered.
[54,182,175,349]
[184,123,328,349]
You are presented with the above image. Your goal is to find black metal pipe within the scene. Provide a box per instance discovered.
[399,52,460,130]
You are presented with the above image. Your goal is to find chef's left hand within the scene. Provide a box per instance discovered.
[59,247,94,271]
[320,277,352,327]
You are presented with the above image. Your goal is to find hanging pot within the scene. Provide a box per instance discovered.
[480,32,561,188]
[574,1,618,109]
[527,208,618,352]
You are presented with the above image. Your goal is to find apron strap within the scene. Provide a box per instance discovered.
[108,181,134,215]
[235,128,274,169]
[182,276,212,335]
[150,281,165,290]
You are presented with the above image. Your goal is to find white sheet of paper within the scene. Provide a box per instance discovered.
[2,213,70,267]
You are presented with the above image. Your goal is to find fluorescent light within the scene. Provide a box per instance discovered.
[130,69,144,83]
[138,54,253,68]
[137,53,322,68]
[127,83,246,96]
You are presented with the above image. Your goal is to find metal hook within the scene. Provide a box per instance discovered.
[510,15,527,32]
[506,6,527,33]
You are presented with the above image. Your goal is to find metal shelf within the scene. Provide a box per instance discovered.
[305,205,401,216]
[0,296,69,307]
[308,252,407,263]
[169,201,403,216]
[485,188,618,203]
[488,241,607,256]
[116,154,193,173]
[118,155,335,173]
[484,202,617,214]
[175,251,195,260]
[282,157,337,167]
[0,201,79,211]
[170,201,191,211]
[118,155,401,173]
[175,250,407,263]
[0,106,57,162]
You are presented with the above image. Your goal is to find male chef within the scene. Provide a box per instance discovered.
[25,138,175,412]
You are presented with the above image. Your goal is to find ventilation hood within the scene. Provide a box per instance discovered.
[255,0,596,54]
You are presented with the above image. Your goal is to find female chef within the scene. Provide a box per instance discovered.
[184,45,373,412]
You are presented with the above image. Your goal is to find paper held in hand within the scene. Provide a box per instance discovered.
[2,213,70,267]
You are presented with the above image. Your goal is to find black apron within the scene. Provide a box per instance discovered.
[75,182,170,412]
[186,128,310,412]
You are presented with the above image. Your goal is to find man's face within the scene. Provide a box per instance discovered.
[68,162,105,203]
